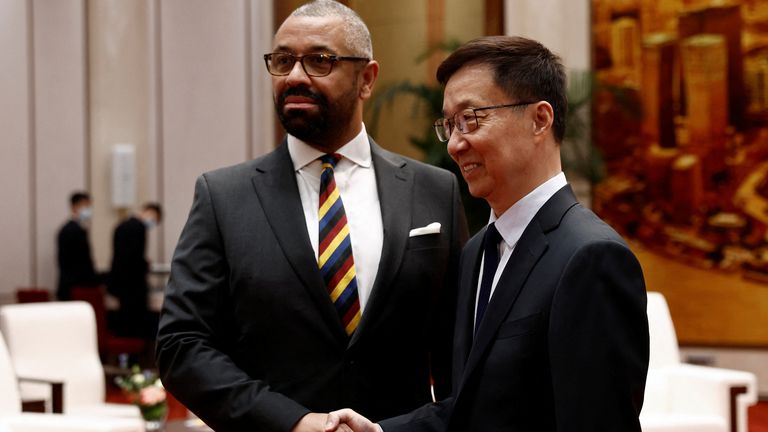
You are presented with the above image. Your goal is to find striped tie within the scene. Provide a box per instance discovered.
[318,154,361,335]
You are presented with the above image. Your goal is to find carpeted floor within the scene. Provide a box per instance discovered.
[751,401,768,432]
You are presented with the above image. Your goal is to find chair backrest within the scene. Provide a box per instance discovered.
[647,291,681,369]
[0,333,22,415]
[70,287,108,350]
[15,287,51,303]
[0,302,105,410]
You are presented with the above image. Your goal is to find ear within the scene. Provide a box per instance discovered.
[359,60,379,100]
[532,101,554,137]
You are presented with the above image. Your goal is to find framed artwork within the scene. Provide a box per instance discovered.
[591,0,768,346]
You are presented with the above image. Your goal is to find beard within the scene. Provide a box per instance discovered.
[275,82,359,150]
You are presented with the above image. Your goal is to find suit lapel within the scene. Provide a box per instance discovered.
[457,185,579,392]
[349,140,413,347]
[453,234,483,385]
[250,143,348,342]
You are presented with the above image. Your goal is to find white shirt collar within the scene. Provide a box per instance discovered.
[287,124,372,171]
[490,172,568,249]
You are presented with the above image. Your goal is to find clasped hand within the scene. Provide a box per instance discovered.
[292,410,379,432]
[324,409,380,432]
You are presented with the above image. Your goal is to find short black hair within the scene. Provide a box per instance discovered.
[437,36,568,143]
[70,191,91,207]
[143,202,163,222]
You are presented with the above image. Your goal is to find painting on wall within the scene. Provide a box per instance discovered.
[590,0,768,346]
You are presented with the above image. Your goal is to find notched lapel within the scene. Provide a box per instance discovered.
[250,144,348,342]
[349,141,413,347]
[453,234,484,379]
[456,184,579,390]
[459,223,549,390]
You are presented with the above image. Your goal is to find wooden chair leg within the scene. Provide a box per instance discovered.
[729,385,747,432]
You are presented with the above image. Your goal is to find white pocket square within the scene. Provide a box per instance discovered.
[409,222,441,237]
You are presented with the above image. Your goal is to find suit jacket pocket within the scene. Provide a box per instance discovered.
[406,232,443,251]
[496,312,540,339]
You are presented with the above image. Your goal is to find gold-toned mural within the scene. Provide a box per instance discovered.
[591,0,768,346]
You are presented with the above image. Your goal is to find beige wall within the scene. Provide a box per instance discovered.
[0,0,88,302]
[0,0,34,297]
[88,0,153,270]
[504,0,591,71]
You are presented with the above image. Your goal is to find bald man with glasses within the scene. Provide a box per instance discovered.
[156,1,468,431]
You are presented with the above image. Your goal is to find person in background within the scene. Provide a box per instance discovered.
[326,35,649,432]
[156,1,468,431]
[108,202,162,339]
[56,191,100,300]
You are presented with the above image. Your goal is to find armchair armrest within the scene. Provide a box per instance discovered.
[17,376,64,414]
[658,364,757,432]
[4,413,145,432]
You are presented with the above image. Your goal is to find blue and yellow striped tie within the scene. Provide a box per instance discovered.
[318,154,361,335]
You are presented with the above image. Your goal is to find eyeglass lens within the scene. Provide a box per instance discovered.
[435,110,477,142]
[268,53,334,76]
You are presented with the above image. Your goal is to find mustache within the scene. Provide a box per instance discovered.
[278,87,326,106]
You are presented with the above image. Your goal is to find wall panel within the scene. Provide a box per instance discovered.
[32,0,88,293]
[0,0,33,301]
[159,0,251,259]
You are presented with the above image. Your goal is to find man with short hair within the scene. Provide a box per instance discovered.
[156,1,468,431]
[56,191,100,300]
[108,202,163,338]
[326,35,649,432]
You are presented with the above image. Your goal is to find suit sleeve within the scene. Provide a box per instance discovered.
[378,398,453,432]
[548,240,649,431]
[156,175,310,432]
[429,174,469,400]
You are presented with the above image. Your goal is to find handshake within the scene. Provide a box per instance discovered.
[294,410,382,432]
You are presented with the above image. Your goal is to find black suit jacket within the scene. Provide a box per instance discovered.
[56,220,99,300]
[156,139,468,432]
[109,216,149,312]
[380,185,649,432]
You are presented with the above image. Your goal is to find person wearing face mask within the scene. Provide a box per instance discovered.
[108,202,163,339]
[56,191,101,300]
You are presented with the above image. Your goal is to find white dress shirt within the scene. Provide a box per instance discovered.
[287,124,383,313]
[474,172,568,325]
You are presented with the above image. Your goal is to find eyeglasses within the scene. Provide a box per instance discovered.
[433,102,535,142]
[263,52,370,77]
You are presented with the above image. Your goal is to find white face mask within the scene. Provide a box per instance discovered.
[143,217,157,230]
[77,207,93,223]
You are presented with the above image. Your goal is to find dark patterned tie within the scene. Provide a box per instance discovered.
[318,154,361,335]
[475,222,501,332]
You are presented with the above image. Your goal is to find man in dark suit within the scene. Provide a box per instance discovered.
[156,1,468,431]
[109,202,162,338]
[57,191,100,300]
[327,36,649,432]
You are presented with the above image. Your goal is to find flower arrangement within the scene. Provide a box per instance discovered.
[115,366,168,425]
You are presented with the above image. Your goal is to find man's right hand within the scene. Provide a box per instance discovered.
[293,413,332,432]
[324,409,381,432]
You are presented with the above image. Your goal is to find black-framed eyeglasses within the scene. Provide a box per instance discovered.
[263,52,370,77]
[433,102,535,142]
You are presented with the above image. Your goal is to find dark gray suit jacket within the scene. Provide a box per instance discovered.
[380,185,649,432]
[156,139,468,432]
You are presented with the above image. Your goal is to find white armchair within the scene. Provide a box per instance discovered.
[0,301,141,419]
[0,330,143,432]
[641,292,758,432]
